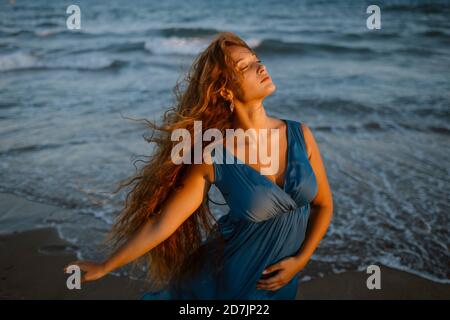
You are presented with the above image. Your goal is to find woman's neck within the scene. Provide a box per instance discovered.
[232,100,273,130]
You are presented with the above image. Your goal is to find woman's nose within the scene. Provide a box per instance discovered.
[257,63,265,74]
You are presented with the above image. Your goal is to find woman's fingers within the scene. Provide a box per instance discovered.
[257,274,281,286]
[257,279,283,290]
[257,275,285,291]
[63,260,106,283]
[257,283,280,291]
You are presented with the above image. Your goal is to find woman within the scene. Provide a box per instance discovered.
[64,32,333,300]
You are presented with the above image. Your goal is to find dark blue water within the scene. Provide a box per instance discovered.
[0,0,449,283]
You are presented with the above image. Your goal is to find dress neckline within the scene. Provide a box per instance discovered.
[223,119,291,192]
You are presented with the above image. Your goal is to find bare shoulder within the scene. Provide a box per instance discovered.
[300,122,313,160]
[299,122,333,208]
[190,151,215,185]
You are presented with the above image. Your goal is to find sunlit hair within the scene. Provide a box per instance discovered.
[103,32,257,291]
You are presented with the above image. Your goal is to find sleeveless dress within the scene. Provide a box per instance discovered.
[141,119,318,300]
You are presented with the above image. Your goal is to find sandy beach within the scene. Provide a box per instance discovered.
[0,192,449,300]
[0,227,147,300]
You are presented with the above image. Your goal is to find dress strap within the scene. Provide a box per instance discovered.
[284,118,308,156]
[209,145,228,206]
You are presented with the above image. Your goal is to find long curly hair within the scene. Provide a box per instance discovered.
[103,32,257,291]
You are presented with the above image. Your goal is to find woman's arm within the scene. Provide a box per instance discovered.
[294,123,334,267]
[64,162,213,283]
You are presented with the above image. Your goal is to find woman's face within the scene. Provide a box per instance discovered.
[228,45,276,103]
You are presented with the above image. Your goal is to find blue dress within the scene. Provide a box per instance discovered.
[141,118,318,300]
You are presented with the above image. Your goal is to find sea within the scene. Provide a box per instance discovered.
[0,0,449,283]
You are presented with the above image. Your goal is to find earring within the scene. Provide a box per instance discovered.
[229,101,234,113]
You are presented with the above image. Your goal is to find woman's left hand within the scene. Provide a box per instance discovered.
[256,256,306,291]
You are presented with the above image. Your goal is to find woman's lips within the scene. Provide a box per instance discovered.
[260,76,270,83]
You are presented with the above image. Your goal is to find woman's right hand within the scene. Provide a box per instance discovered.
[64,260,108,283]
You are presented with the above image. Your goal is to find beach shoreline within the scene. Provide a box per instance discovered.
[0,192,449,300]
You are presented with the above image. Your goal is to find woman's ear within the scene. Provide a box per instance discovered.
[220,88,233,101]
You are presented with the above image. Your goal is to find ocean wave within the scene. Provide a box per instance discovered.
[0,34,258,63]
[0,29,35,37]
[0,143,63,156]
[158,27,220,38]
[254,39,374,56]
[314,122,450,135]
[0,26,220,40]
[0,51,127,72]
[314,122,389,133]
[142,37,209,55]
[340,31,400,40]
[393,47,444,57]
[0,52,36,71]
[35,22,60,28]
[69,41,149,55]
[103,41,148,53]
[143,36,261,56]
[413,107,450,120]
[0,101,15,109]
[397,123,450,136]
[0,27,107,39]
[288,98,376,115]
[384,3,448,14]
[420,30,450,38]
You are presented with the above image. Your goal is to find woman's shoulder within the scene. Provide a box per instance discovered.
[299,122,314,160]
[191,139,225,185]
[189,160,215,185]
[279,117,310,134]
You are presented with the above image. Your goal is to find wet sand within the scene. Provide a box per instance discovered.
[0,193,449,300]
[0,227,147,299]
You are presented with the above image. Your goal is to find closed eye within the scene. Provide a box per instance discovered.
[240,59,262,71]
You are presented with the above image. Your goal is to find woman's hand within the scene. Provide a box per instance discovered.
[256,256,307,291]
[64,260,108,284]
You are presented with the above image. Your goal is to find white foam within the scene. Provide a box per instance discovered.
[0,51,121,72]
[0,51,36,71]
[145,37,210,55]
[143,36,262,56]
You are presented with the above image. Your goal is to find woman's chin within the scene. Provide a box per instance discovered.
[264,83,277,96]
